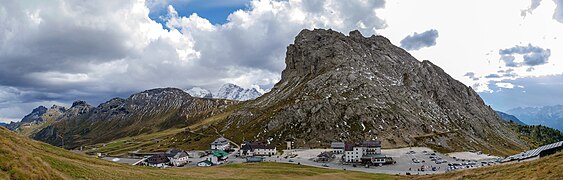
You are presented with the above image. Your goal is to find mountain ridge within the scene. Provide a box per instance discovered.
[33,87,236,148]
[507,105,563,131]
[495,111,526,125]
[186,83,262,101]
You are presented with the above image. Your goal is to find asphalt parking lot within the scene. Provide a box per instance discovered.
[266,147,501,175]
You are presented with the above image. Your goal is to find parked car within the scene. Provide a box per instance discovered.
[322,164,329,167]
[289,160,294,162]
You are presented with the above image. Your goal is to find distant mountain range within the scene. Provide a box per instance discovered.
[0,122,7,127]
[495,111,526,125]
[186,83,262,101]
[32,88,235,148]
[507,105,563,131]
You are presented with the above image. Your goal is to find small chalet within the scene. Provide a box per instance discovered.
[206,150,229,164]
[166,149,190,167]
[211,137,231,151]
[145,153,170,168]
[240,141,276,157]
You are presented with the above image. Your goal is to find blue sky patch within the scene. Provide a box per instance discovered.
[148,0,250,26]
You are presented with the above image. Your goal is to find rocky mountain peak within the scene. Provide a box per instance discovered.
[71,100,90,108]
[20,106,48,123]
[282,29,404,82]
[221,28,527,155]
[49,105,66,111]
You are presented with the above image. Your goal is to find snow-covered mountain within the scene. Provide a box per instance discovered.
[214,83,262,101]
[185,83,262,101]
[185,87,213,98]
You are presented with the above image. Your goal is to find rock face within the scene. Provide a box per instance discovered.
[221,29,527,155]
[33,88,235,148]
[508,105,563,131]
[20,106,48,124]
[495,111,526,125]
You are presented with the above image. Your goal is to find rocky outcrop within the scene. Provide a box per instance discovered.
[220,29,527,155]
[7,105,66,131]
[33,88,236,148]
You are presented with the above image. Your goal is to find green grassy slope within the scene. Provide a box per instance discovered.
[0,127,396,180]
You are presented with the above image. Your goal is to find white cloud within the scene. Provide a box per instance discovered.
[0,0,387,120]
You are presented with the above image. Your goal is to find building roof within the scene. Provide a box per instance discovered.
[331,142,345,149]
[211,150,229,157]
[146,153,170,164]
[241,141,276,151]
[211,137,229,145]
[360,140,381,147]
[344,143,354,151]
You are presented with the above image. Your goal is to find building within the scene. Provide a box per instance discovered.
[343,140,382,163]
[316,151,335,162]
[331,142,345,154]
[240,141,277,157]
[360,154,395,165]
[504,140,563,162]
[197,160,213,167]
[145,153,170,168]
[211,137,231,151]
[206,150,230,164]
[166,149,190,167]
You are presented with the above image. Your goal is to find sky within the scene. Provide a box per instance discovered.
[0,0,562,123]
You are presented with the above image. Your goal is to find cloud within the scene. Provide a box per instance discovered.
[498,44,551,67]
[554,0,563,22]
[464,72,480,80]
[521,0,543,16]
[399,29,439,51]
[0,0,387,121]
[522,0,563,23]
[485,74,501,78]
[480,74,563,111]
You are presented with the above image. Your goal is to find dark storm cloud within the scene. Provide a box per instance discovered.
[498,44,551,67]
[400,29,439,51]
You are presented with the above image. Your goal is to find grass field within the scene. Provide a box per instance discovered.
[2,126,562,180]
[0,127,397,179]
